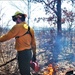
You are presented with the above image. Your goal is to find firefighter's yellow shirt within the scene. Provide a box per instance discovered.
[0,22,36,52]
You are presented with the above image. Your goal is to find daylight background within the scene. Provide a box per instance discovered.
[0,0,75,75]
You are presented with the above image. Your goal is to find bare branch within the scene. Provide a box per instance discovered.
[43,0,57,15]
[0,57,16,67]
[9,1,24,12]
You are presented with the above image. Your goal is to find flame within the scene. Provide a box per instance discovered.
[43,64,54,75]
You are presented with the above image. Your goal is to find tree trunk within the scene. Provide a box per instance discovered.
[53,0,62,63]
[57,0,61,37]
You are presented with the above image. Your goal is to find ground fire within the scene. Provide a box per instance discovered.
[43,64,58,75]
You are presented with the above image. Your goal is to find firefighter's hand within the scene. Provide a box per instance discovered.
[32,54,36,62]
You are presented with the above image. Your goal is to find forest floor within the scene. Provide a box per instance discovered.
[0,39,75,75]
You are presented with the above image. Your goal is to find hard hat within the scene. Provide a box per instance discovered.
[12,11,27,21]
[30,60,40,72]
[13,11,27,17]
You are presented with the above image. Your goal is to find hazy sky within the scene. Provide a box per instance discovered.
[62,1,72,10]
[0,1,48,28]
[0,0,73,29]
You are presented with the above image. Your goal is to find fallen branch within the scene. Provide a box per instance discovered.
[0,57,17,67]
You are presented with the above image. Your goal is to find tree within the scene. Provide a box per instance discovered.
[32,0,62,62]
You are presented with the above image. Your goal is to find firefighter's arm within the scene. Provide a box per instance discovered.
[31,28,36,61]
[31,38,36,56]
[0,25,19,42]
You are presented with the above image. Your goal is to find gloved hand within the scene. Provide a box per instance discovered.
[32,54,36,62]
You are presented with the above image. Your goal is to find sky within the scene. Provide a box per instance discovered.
[0,1,49,28]
[0,0,73,29]
[61,1,72,11]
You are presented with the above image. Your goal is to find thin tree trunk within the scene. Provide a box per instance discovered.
[57,0,61,37]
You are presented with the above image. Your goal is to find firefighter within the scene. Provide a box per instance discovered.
[0,11,36,75]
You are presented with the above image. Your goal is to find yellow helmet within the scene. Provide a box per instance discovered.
[12,11,27,21]
[13,11,27,17]
[14,11,22,16]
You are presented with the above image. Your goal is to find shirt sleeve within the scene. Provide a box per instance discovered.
[0,25,19,42]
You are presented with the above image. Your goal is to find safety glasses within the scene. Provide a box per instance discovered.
[12,14,22,21]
